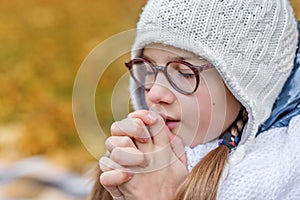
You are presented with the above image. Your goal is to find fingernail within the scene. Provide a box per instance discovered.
[136,131,149,143]
[126,170,133,179]
[133,131,149,143]
[136,138,149,143]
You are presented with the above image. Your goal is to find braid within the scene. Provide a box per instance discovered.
[231,108,248,137]
[219,108,248,151]
[175,107,248,200]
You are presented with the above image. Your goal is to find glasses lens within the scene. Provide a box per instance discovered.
[131,59,155,90]
[167,62,197,93]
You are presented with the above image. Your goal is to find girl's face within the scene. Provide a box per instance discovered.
[142,44,241,147]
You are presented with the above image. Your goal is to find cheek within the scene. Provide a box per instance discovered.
[192,73,229,143]
[196,88,212,129]
[207,84,230,140]
[201,78,241,142]
[179,85,213,146]
[195,85,214,140]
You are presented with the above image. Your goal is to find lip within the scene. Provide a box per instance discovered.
[159,113,180,131]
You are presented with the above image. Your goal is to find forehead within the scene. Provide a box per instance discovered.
[142,43,209,66]
[143,43,199,59]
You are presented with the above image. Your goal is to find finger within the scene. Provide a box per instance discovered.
[99,156,126,172]
[100,167,128,200]
[127,109,158,125]
[148,112,170,146]
[128,110,155,151]
[110,147,147,167]
[111,118,150,143]
[102,185,125,200]
[127,110,159,151]
[99,157,113,172]
[105,136,136,153]
[99,157,132,183]
[99,159,126,200]
[168,133,187,166]
[134,136,152,154]
[100,170,132,187]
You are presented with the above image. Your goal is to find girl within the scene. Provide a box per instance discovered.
[91,0,300,199]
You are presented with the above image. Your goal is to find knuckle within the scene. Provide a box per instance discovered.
[99,157,111,171]
[110,121,121,134]
[110,148,122,163]
[119,136,133,147]
[132,118,145,132]
[133,118,144,126]
[129,109,148,117]
[138,109,149,116]
[99,162,107,172]
[105,138,114,149]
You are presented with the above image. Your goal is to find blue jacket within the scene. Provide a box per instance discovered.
[257,21,300,134]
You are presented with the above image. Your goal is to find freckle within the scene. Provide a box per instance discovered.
[213,102,216,106]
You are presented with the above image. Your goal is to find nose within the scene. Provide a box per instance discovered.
[146,72,175,105]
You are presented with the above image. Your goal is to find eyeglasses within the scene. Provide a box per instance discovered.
[125,57,213,95]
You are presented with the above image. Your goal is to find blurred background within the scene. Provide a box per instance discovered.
[0,0,146,199]
[0,1,299,199]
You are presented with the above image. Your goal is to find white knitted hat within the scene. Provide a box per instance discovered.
[130,0,298,151]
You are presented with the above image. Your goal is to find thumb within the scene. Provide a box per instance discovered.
[168,132,187,166]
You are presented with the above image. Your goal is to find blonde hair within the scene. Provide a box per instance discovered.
[174,108,248,200]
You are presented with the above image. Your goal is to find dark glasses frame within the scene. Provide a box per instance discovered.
[125,57,213,95]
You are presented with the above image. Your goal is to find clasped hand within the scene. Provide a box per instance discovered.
[99,110,188,200]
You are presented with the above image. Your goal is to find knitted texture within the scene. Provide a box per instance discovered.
[218,115,300,199]
[185,139,219,172]
[130,0,298,155]
[186,115,300,199]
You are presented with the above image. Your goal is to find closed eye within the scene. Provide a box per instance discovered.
[178,70,195,78]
